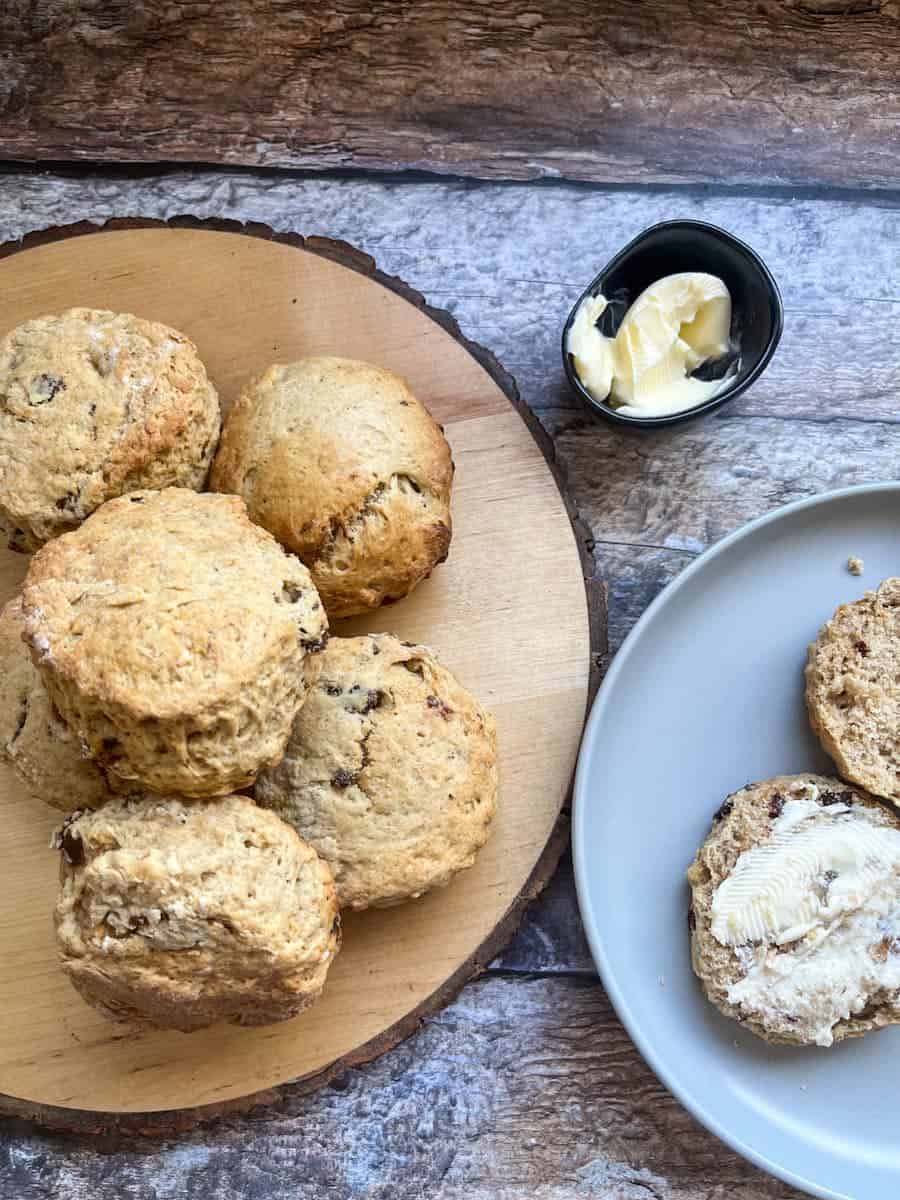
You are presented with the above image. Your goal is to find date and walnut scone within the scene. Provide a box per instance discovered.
[255,634,497,909]
[0,595,112,812]
[55,795,340,1031]
[806,579,900,804]
[22,489,328,797]
[688,774,900,1047]
[0,309,221,551]
[210,357,453,619]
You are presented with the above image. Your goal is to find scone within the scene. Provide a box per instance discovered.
[255,633,497,909]
[0,595,112,812]
[688,774,900,1046]
[806,579,900,803]
[22,488,328,797]
[55,794,340,1031]
[0,308,221,551]
[210,357,453,618]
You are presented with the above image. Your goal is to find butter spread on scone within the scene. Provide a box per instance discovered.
[255,633,497,909]
[713,787,900,1045]
[688,774,900,1047]
[0,308,221,551]
[210,357,453,619]
[0,595,113,812]
[55,794,340,1031]
[23,488,328,797]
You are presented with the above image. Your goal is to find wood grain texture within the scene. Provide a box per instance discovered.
[0,221,593,1123]
[0,976,804,1199]
[1,168,892,1195]
[3,1,900,188]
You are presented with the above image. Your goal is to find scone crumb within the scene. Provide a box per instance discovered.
[847,556,865,576]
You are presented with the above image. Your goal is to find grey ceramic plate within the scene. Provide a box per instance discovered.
[573,483,900,1200]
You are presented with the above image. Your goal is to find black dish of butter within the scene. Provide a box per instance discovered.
[562,220,784,429]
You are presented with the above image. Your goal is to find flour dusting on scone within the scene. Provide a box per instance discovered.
[688,774,900,1046]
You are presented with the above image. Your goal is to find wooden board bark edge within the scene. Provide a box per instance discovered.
[0,217,607,1137]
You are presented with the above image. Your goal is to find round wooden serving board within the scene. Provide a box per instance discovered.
[0,220,596,1132]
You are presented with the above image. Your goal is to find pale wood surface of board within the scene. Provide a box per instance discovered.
[2,1,900,189]
[0,227,590,1114]
[2,170,898,1195]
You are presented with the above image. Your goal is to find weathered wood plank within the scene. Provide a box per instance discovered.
[3,171,899,305]
[0,976,806,1199]
[2,1,900,188]
[558,412,900,554]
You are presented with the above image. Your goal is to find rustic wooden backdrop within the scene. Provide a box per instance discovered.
[2,0,899,1195]
[3,0,900,188]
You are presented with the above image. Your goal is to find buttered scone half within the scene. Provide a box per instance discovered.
[210,357,453,619]
[806,579,900,804]
[688,774,900,1047]
[23,488,328,797]
[0,595,113,812]
[0,308,221,551]
[55,795,340,1031]
[255,634,497,909]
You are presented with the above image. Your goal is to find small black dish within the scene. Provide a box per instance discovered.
[561,220,784,429]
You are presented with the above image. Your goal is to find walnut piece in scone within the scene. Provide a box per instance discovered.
[55,794,340,1031]
[255,633,497,909]
[0,308,221,551]
[23,488,328,797]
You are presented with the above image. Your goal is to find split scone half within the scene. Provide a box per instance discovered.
[806,578,900,805]
[688,774,900,1046]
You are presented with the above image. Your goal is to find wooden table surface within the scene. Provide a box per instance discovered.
[4,0,900,189]
[2,4,900,1195]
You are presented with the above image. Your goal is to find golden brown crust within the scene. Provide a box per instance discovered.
[0,595,113,812]
[255,633,497,909]
[806,579,900,803]
[687,774,900,1045]
[0,308,221,551]
[22,488,328,797]
[210,357,453,618]
[54,794,340,1031]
